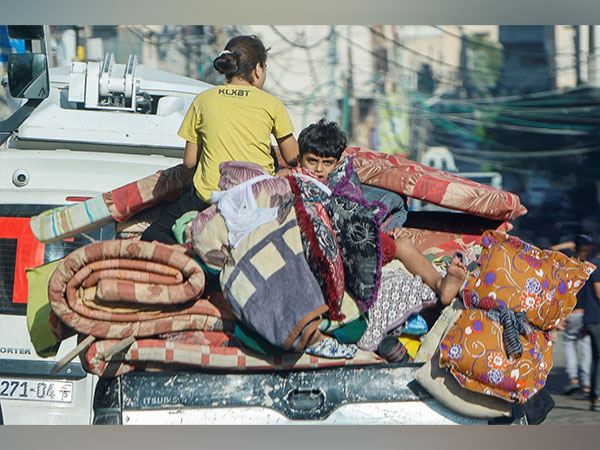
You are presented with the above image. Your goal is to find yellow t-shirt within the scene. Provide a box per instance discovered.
[178,85,294,202]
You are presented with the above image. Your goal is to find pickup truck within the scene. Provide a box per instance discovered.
[1,26,524,425]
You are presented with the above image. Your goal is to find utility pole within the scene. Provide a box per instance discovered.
[589,25,597,86]
[574,25,582,86]
[327,26,338,123]
[214,26,226,53]
[370,26,388,151]
[142,29,157,69]
[458,26,469,97]
[346,25,358,140]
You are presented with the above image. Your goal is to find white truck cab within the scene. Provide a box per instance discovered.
[0,25,211,424]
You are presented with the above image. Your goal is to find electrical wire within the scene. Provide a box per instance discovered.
[366,25,504,76]
[430,25,593,58]
[450,144,600,159]
[269,26,331,50]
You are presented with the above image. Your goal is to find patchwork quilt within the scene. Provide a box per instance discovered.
[219,192,328,351]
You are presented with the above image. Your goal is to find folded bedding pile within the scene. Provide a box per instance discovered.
[43,238,384,376]
[47,240,228,339]
[28,147,530,380]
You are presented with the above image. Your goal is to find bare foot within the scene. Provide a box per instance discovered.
[439,255,467,305]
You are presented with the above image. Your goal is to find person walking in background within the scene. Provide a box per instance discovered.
[583,240,600,411]
[557,235,593,395]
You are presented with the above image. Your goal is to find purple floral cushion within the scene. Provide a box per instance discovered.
[439,308,553,404]
[463,230,597,330]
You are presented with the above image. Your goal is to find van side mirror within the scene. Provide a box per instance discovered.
[7,53,49,99]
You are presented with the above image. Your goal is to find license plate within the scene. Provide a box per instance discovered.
[0,378,73,403]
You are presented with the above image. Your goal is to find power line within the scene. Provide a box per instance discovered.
[450,144,600,159]
[334,31,468,90]
[366,25,503,76]
[269,26,330,50]
[371,25,586,78]
[431,25,568,58]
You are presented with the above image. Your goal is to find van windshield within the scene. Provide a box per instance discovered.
[0,204,115,315]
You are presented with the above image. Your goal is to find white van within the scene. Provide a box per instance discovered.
[0,25,211,424]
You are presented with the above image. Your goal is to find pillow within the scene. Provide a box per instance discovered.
[323,156,386,311]
[190,204,230,272]
[439,308,553,404]
[414,298,464,363]
[218,160,288,201]
[414,346,512,419]
[287,170,345,320]
[344,147,527,221]
[463,230,597,330]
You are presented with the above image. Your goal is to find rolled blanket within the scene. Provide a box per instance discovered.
[102,163,192,222]
[344,147,527,222]
[30,164,192,243]
[81,334,384,377]
[48,240,235,339]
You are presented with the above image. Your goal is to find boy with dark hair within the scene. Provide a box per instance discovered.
[294,118,466,306]
[297,118,407,235]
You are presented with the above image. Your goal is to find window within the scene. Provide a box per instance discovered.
[0,204,115,315]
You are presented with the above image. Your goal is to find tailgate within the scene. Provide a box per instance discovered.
[93,364,486,425]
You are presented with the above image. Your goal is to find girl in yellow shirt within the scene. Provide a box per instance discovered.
[142,35,299,244]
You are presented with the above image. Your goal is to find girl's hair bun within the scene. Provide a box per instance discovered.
[213,35,268,83]
[213,51,238,77]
